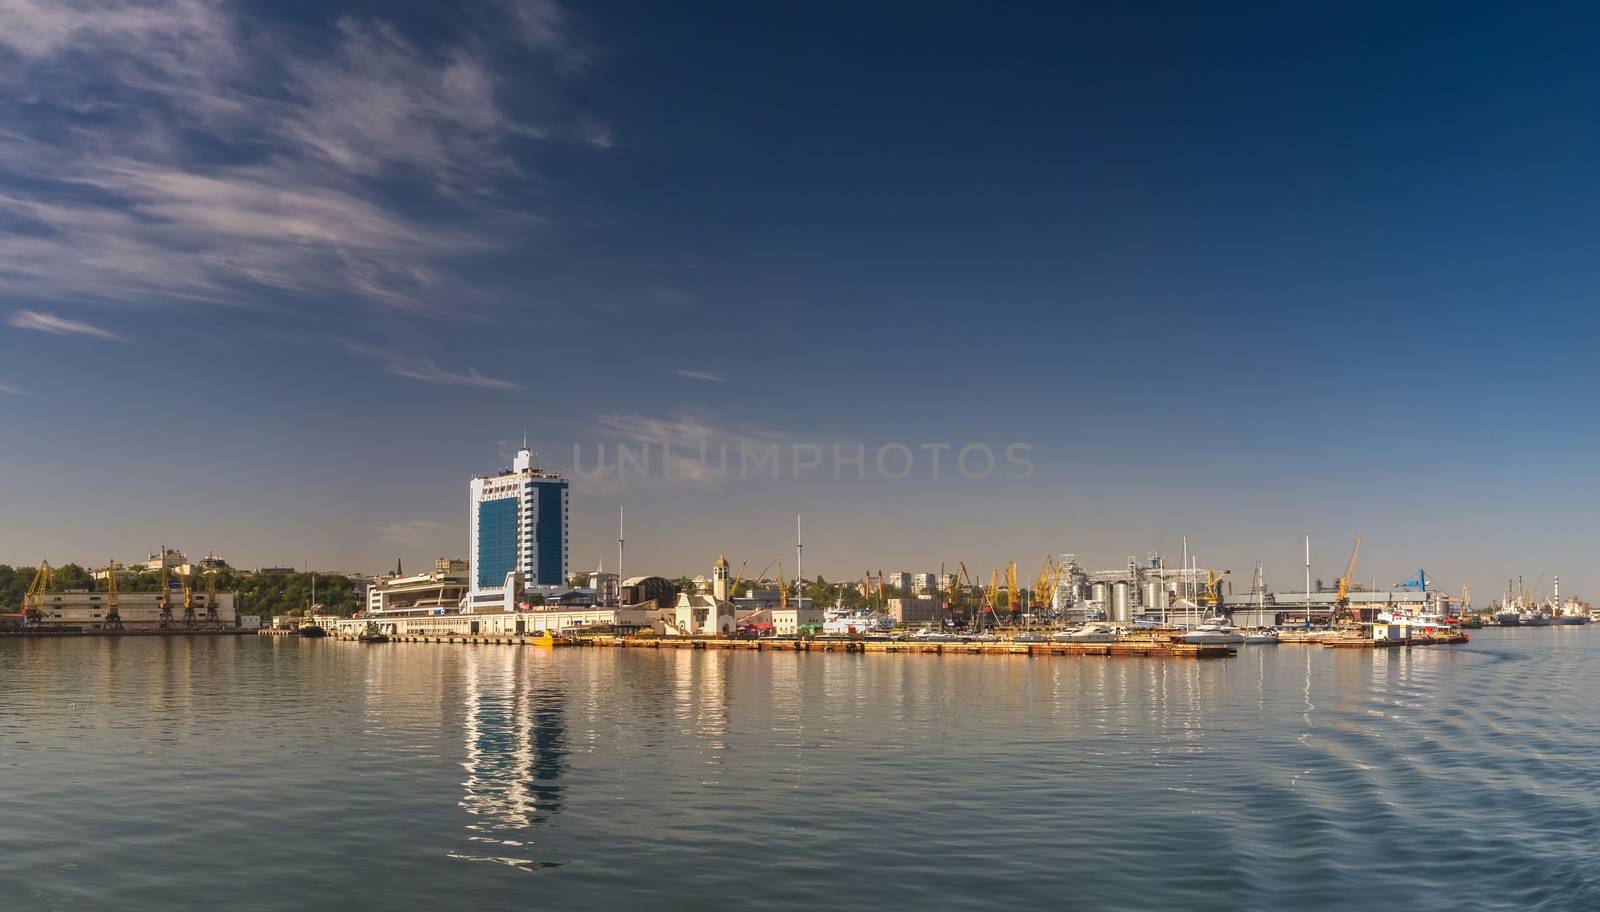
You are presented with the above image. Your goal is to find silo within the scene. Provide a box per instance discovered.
[1091,581,1108,604]
[1111,581,1132,622]
[1144,580,1167,618]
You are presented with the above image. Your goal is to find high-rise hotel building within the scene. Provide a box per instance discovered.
[467,444,569,612]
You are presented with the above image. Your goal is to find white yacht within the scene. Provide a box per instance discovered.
[1375,609,1457,633]
[1242,628,1280,645]
[1053,624,1123,644]
[823,610,891,636]
[1177,617,1245,645]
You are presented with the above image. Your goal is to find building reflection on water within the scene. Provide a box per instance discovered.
[454,649,567,870]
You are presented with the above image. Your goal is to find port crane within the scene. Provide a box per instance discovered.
[983,568,999,631]
[182,572,198,627]
[103,560,123,630]
[22,560,52,627]
[727,560,748,602]
[158,566,173,629]
[1333,536,1362,626]
[204,570,219,624]
[1034,555,1060,616]
[1005,561,1019,623]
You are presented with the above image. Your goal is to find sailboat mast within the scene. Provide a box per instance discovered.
[1304,534,1312,628]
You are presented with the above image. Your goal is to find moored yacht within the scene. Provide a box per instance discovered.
[1052,624,1122,644]
[1177,617,1245,645]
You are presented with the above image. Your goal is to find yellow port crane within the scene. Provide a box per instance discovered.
[158,565,173,629]
[1033,555,1059,615]
[182,571,198,627]
[1005,561,1019,622]
[204,569,219,624]
[23,560,52,626]
[1203,569,1229,607]
[1333,535,1362,626]
[103,560,123,631]
[777,560,789,611]
[726,559,748,602]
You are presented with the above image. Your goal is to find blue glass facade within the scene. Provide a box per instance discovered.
[476,498,518,588]
[534,480,567,585]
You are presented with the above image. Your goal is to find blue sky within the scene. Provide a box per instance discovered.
[1,1,1596,603]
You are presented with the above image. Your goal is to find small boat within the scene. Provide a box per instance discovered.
[1242,628,1280,645]
[1521,613,1553,627]
[357,623,389,643]
[529,630,577,647]
[296,623,327,638]
[1461,617,1484,629]
[1494,612,1521,626]
[910,627,961,642]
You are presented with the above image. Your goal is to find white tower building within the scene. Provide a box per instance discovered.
[467,442,570,613]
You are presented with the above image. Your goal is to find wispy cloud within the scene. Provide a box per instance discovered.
[387,360,523,390]
[0,0,606,312]
[9,310,123,341]
[0,380,30,396]
[344,341,523,390]
[375,519,454,546]
[569,412,795,492]
[675,369,727,382]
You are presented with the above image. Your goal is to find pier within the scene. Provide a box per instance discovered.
[301,629,1236,658]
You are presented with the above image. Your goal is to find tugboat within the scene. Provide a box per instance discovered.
[357,622,389,643]
[296,572,328,637]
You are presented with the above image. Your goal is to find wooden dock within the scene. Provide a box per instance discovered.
[303,630,1235,659]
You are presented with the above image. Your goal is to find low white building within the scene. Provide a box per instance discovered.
[671,556,738,636]
[28,589,239,629]
[339,605,663,637]
[776,607,824,635]
[366,565,470,616]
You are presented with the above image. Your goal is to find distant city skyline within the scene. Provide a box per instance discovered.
[1,1,1597,604]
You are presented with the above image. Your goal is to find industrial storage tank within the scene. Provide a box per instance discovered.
[1052,584,1071,614]
[1091,581,1108,604]
[1144,580,1168,618]
[1111,581,1132,622]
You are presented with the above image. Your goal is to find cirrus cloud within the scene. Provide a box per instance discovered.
[9,309,124,341]
[0,0,608,313]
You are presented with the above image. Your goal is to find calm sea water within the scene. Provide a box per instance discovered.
[2,629,1597,911]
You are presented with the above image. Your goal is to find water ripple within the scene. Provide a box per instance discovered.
[1,630,1598,910]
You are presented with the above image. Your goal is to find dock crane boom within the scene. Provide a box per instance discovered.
[158,566,173,629]
[23,561,52,626]
[777,560,788,611]
[1034,555,1059,615]
[204,569,219,624]
[1005,562,1018,623]
[182,571,198,626]
[1334,535,1362,626]
[103,560,122,630]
